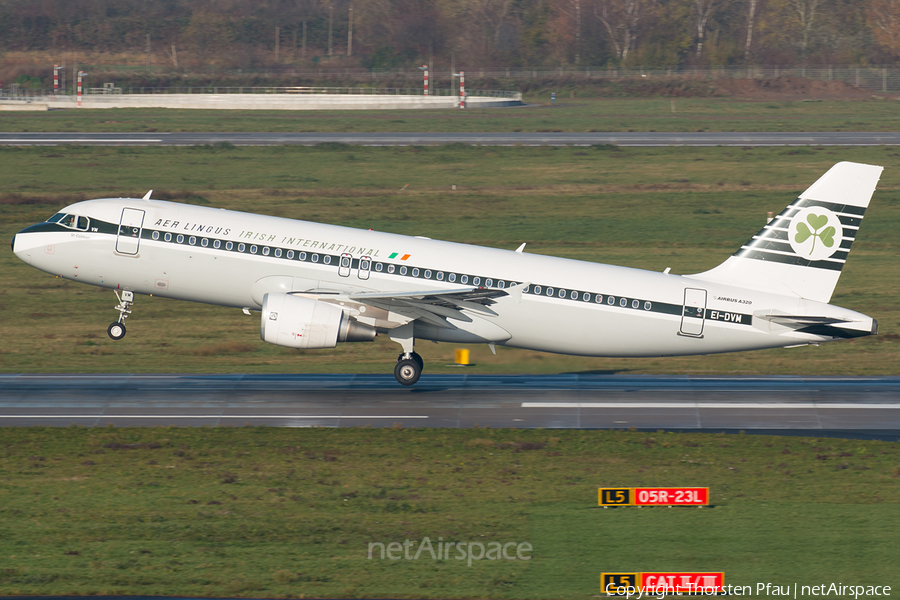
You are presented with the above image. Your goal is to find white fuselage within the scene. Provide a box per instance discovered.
[13,198,875,358]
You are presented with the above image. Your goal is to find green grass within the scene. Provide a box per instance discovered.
[0,428,897,598]
[4,98,900,133]
[3,144,900,375]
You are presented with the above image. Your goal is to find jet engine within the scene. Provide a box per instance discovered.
[261,293,376,349]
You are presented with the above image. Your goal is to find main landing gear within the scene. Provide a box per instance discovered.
[389,323,423,386]
[108,290,134,341]
[394,352,424,386]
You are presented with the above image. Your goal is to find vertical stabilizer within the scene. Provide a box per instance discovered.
[690,162,882,303]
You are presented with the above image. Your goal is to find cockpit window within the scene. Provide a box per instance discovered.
[59,214,90,231]
[48,213,65,223]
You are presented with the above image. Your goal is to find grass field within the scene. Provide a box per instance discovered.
[0,427,897,598]
[3,97,900,133]
[2,143,899,375]
[2,125,899,600]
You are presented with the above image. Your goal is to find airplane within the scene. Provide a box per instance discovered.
[11,161,881,386]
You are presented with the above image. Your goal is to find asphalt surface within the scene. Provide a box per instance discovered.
[2,374,899,437]
[3,131,900,146]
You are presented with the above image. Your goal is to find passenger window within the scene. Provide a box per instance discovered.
[299,252,307,260]
[546,287,554,296]
[497,280,504,288]
[571,291,578,300]
[486,279,493,287]
[632,299,640,309]
[341,256,351,268]
[177,235,185,244]
[152,231,160,240]
[213,240,221,249]
[375,263,383,272]
[607,296,615,305]
[644,301,652,310]
[400,266,408,275]
[189,236,197,245]
[226,241,233,250]
[595,295,603,303]
[461,275,468,284]
[238,243,245,252]
[201,238,209,247]
[286,250,294,259]
[448,273,455,283]
[473,277,481,286]
[582,292,590,301]
[263,246,271,256]
[388,264,395,274]
[534,285,542,294]
[415,268,422,277]
[323,255,331,264]
[620,298,628,307]
[165,233,172,242]
[250,245,257,254]
[312,254,319,262]
[559,289,566,298]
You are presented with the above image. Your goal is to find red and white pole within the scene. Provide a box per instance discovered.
[459,70,465,109]
[423,64,428,96]
[77,71,83,108]
[53,65,59,94]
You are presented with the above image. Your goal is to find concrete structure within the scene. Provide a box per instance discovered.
[0,92,522,110]
[0,102,48,111]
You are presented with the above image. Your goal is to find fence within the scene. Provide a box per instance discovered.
[51,63,900,93]
[6,64,900,97]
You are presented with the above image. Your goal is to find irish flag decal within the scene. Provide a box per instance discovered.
[389,253,411,260]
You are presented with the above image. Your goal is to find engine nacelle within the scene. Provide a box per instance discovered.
[260,293,376,349]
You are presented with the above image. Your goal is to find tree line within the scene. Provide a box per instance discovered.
[1,0,899,69]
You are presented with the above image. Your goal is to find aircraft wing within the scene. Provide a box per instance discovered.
[348,286,510,329]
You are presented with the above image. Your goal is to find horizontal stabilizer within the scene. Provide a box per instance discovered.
[755,314,851,327]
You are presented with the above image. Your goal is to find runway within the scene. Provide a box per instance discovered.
[3,131,900,147]
[2,374,899,438]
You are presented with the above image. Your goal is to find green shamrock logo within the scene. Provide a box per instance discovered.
[794,213,836,254]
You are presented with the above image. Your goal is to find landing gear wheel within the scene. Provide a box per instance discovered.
[394,358,422,386]
[397,352,424,370]
[107,322,126,340]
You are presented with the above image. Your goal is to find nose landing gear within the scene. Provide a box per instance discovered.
[108,290,134,340]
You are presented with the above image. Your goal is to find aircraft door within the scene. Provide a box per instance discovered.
[116,208,145,255]
[339,253,352,277]
[680,288,707,337]
[358,256,371,280]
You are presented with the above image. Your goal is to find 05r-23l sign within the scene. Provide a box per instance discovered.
[598,487,709,506]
